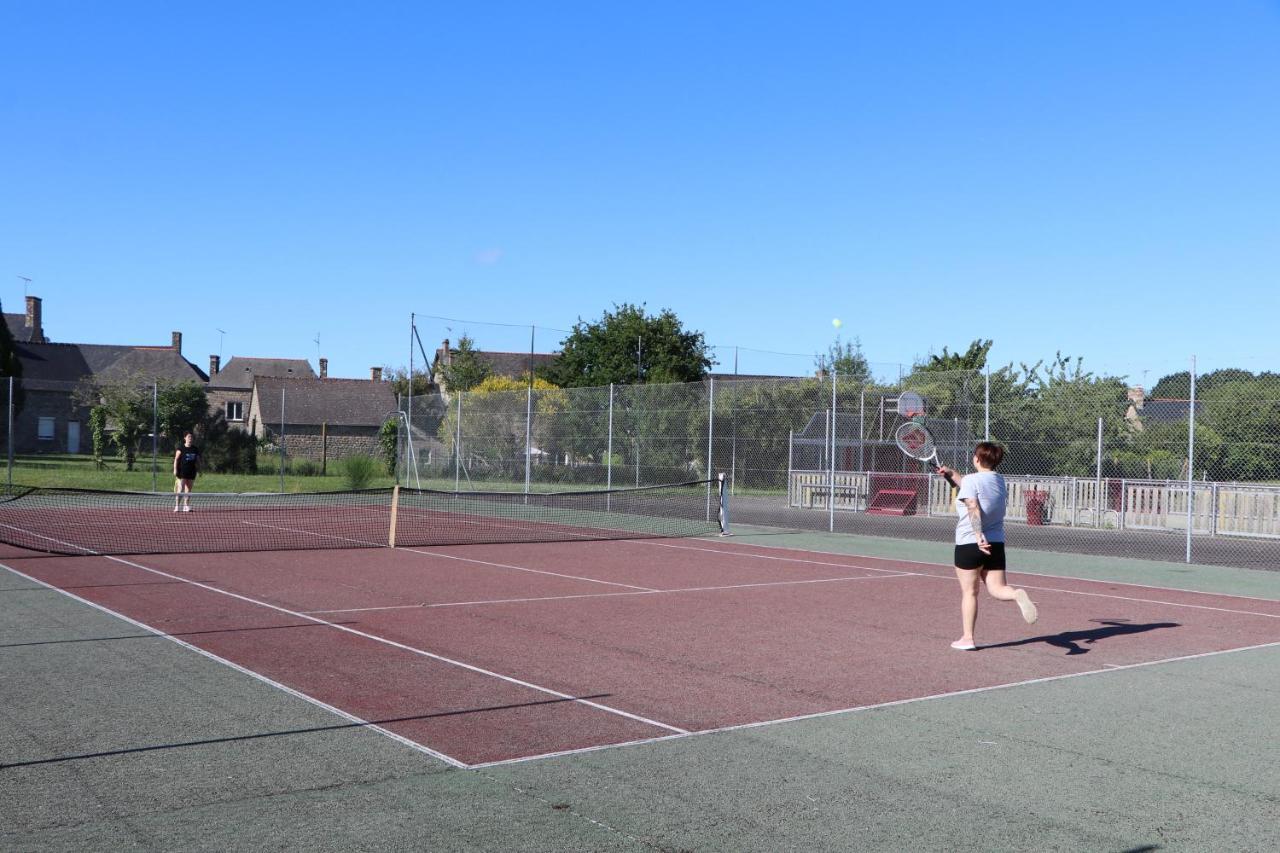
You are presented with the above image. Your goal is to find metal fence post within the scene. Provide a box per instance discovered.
[706,378,715,521]
[984,367,990,441]
[829,372,836,533]
[1186,355,1197,563]
[858,390,865,473]
[787,428,794,505]
[277,387,286,492]
[1095,417,1103,527]
[524,385,532,495]
[606,384,614,491]
[152,382,158,492]
[454,391,462,491]
[6,376,12,490]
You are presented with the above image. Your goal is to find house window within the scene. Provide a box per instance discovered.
[38,417,55,440]
[226,401,244,422]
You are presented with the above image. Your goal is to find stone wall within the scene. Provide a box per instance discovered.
[261,423,383,463]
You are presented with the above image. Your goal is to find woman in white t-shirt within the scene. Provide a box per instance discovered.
[937,442,1038,651]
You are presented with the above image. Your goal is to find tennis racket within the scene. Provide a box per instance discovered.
[894,421,957,486]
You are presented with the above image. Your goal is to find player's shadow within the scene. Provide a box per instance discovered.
[980,619,1180,655]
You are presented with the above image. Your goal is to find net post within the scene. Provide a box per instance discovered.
[718,472,730,535]
[388,485,400,547]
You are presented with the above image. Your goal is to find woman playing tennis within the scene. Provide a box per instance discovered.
[937,441,1038,650]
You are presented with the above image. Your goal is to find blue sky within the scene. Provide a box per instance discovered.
[3,2,1277,385]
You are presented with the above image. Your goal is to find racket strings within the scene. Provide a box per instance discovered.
[894,423,937,460]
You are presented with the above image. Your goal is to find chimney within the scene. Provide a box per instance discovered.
[209,355,221,376]
[441,339,451,365]
[171,331,182,353]
[24,296,43,343]
[370,366,383,382]
[319,358,328,379]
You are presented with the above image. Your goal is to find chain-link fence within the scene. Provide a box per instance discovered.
[398,368,1280,571]
[4,363,1278,571]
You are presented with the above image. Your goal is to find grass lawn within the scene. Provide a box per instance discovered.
[8,454,395,493]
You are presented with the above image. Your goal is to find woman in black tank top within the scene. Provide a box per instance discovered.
[173,432,200,512]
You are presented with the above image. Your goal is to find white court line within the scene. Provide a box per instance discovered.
[250,518,1278,620]
[667,533,1280,603]
[0,525,687,737]
[468,639,1280,768]
[98,552,688,735]
[636,539,1280,617]
[243,519,658,592]
[305,572,917,615]
[0,560,468,769]
[399,547,657,591]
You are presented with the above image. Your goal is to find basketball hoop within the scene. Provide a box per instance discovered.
[896,391,925,421]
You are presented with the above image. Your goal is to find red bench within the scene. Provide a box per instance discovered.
[866,488,919,516]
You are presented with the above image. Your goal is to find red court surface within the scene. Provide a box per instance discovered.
[4,537,1278,767]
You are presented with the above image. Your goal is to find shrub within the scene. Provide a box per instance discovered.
[379,418,399,475]
[200,413,258,474]
[291,458,322,477]
[340,454,379,490]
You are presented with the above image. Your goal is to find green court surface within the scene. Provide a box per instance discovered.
[2,530,1277,852]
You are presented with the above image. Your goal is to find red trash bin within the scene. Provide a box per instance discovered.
[1025,490,1048,526]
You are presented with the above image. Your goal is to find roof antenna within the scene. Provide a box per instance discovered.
[17,275,31,297]
[216,329,227,360]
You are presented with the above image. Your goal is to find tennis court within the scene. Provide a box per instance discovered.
[2,483,1278,849]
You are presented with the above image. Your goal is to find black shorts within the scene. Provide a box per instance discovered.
[955,542,1006,571]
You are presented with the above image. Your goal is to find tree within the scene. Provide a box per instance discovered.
[540,304,713,388]
[1002,354,1129,477]
[76,377,152,471]
[439,334,492,392]
[157,381,208,442]
[199,410,258,473]
[437,374,567,478]
[383,366,433,398]
[816,336,870,384]
[917,339,993,372]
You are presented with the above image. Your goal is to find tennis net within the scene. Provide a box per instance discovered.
[0,479,728,557]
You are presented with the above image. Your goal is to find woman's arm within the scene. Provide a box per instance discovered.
[173,449,182,475]
[961,497,990,553]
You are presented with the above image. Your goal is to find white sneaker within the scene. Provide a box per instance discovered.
[182,505,192,513]
[950,640,977,651]
[173,507,180,513]
[1014,589,1038,624]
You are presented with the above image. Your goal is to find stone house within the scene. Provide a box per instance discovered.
[207,355,317,429]
[247,370,397,463]
[7,308,207,454]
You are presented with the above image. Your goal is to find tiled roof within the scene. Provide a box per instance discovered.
[1139,399,1199,423]
[476,351,558,379]
[211,357,316,389]
[4,313,36,343]
[13,342,207,389]
[254,377,396,427]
